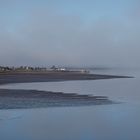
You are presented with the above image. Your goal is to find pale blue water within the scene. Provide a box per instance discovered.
[0,69,140,140]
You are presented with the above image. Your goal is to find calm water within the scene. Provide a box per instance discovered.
[0,69,140,140]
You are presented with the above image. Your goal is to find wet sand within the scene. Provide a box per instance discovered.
[0,72,132,109]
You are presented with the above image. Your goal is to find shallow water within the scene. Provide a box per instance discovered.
[0,69,140,140]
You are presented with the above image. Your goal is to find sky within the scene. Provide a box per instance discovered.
[0,0,140,67]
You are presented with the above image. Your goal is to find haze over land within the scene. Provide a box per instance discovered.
[0,0,140,67]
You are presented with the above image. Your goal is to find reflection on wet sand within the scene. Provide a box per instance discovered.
[0,89,114,109]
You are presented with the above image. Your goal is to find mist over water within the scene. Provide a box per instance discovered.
[0,0,140,67]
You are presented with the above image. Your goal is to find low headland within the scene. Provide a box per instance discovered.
[0,66,133,109]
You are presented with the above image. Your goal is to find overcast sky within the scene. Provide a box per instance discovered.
[0,0,140,67]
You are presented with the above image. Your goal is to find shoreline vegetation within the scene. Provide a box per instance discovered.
[0,65,90,74]
[0,66,133,109]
